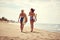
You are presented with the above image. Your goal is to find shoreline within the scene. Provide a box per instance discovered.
[0,22,60,40]
[8,22,60,33]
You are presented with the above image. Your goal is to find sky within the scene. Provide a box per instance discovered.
[0,0,60,24]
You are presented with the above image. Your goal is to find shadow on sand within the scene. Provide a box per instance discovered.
[21,31,40,34]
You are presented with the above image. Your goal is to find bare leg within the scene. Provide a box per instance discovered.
[31,24,33,32]
[30,21,34,32]
[21,24,24,32]
[20,23,24,32]
[20,23,22,32]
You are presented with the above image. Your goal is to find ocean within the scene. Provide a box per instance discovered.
[34,23,60,32]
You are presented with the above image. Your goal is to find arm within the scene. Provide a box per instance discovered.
[18,13,21,22]
[19,14,21,18]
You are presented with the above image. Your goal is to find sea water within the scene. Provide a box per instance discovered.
[34,23,60,32]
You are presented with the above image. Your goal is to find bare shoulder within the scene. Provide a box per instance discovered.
[23,13,26,16]
[20,13,22,16]
[24,13,26,15]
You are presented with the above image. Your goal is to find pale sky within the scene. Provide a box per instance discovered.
[0,0,60,24]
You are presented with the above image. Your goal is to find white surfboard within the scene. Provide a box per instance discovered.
[33,14,37,22]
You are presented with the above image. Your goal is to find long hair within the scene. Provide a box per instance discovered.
[31,8,35,13]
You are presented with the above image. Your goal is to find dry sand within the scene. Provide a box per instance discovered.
[0,22,60,40]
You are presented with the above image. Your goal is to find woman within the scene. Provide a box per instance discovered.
[18,10,27,32]
[29,8,37,32]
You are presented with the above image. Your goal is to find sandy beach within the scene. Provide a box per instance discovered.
[0,22,60,40]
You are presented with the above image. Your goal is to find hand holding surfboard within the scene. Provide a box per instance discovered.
[33,14,37,22]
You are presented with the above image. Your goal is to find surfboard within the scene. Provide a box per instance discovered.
[22,17,26,24]
[33,14,37,22]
